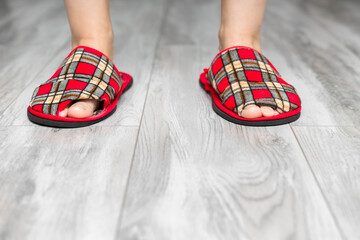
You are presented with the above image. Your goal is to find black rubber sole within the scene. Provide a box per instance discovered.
[199,79,300,127]
[27,79,133,128]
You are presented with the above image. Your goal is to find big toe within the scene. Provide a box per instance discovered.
[240,105,263,119]
[67,99,99,118]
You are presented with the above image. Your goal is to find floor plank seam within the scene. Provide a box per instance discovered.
[112,0,171,238]
[289,124,347,240]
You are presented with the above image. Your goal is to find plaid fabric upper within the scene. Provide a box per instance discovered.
[29,46,123,115]
[207,47,301,115]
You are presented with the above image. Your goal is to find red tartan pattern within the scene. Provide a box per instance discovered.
[29,46,123,115]
[207,47,301,115]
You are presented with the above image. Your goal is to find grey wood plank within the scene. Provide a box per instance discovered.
[0,0,69,122]
[160,0,220,47]
[0,126,138,240]
[0,43,68,124]
[299,0,360,33]
[0,44,69,126]
[116,45,342,240]
[261,0,360,127]
[0,0,53,40]
[293,126,360,240]
[0,0,68,47]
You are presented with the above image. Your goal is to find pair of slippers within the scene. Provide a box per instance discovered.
[28,46,301,128]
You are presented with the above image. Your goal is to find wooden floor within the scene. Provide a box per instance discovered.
[0,0,359,239]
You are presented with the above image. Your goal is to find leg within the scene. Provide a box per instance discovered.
[218,0,278,118]
[59,0,114,118]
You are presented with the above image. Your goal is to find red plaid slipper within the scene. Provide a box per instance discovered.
[199,46,301,126]
[28,46,133,128]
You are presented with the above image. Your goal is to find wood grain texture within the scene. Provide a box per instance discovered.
[116,45,342,240]
[293,126,360,240]
[0,45,69,126]
[0,0,69,124]
[0,1,68,47]
[0,126,138,240]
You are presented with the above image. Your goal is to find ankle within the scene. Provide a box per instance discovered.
[72,32,114,59]
[218,27,262,53]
